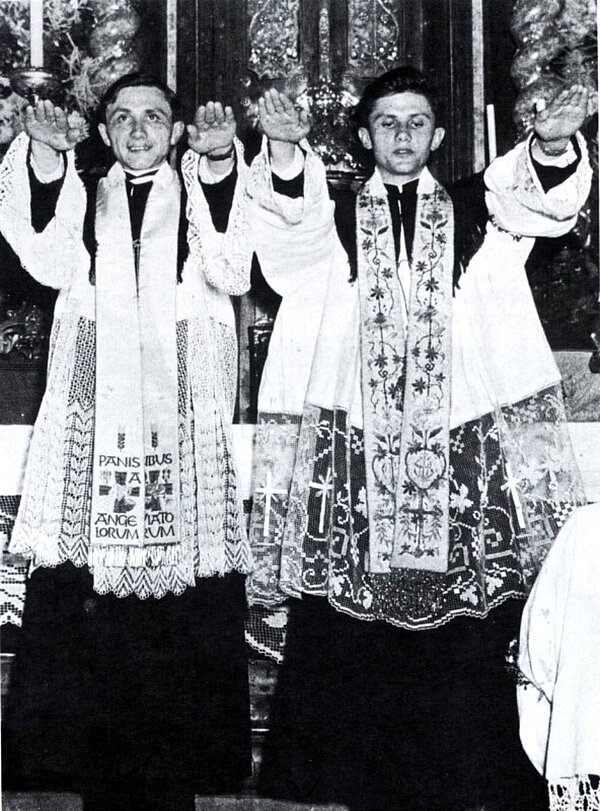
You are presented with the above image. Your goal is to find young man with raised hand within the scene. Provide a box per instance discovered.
[0,73,252,810]
[245,67,592,811]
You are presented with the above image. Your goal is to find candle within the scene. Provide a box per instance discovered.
[30,0,44,67]
[486,103,497,163]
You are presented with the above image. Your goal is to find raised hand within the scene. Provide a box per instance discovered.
[534,84,589,148]
[23,100,86,151]
[186,101,236,156]
[258,88,311,143]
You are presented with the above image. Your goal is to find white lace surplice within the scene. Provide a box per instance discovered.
[0,133,252,599]
[244,132,593,629]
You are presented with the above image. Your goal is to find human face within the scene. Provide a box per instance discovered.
[98,85,184,172]
[358,91,445,184]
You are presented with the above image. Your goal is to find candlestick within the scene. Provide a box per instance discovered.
[30,0,44,67]
[486,103,497,163]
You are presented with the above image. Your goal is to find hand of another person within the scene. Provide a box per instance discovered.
[258,88,311,143]
[187,102,236,156]
[24,100,86,151]
[534,84,589,150]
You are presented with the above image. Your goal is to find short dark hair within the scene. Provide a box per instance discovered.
[97,72,183,124]
[353,66,439,130]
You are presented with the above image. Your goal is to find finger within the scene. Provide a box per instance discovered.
[570,84,588,108]
[54,107,68,131]
[224,105,235,125]
[213,102,225,124]
[195,105,206,127]
[66,127,82,145]
[279,93,295,114]
[257,97,270,124]
[263,90,276,117]
[34,100,46,122]
[205,101,216,125]
[270,90,286,114]
[43,99,56,125]
[560,86,580,108]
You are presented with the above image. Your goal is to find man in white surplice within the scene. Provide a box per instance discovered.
[0,74,253,809]
[245,67,593,811]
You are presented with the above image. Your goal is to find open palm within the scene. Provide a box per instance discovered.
[186,101,236,155]
[534,84,589,144]
[24,100,85,151]
[258,88,311,143]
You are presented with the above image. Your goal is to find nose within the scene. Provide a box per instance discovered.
[130,118,146,138]
[395,125,410,141]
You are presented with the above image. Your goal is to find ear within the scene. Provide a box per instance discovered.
[170,121,185,146]
[98,123,111,148]
[358,126,373,151]
[430,127,445,152]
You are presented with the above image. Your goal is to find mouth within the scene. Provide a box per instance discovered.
[394,149,413,156]
[127,145,152,152]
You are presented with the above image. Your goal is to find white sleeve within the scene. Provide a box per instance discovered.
[0,133,86,290]
[517,512,579,776]
[484,132,592,238]
[181,139,251,296]
[197,155,235,184]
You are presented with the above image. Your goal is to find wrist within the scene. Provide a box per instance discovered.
[30,140,61,160]
[268,139,297,166]
[207,144,235,161]
[30,140,62,175]
[536,136,570,156]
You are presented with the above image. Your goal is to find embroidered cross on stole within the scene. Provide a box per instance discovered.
[356,169,454,574]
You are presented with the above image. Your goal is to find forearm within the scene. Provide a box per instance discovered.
[28,148,67,232]
[205,144,236,178]
[269,141,298,176]
[530,133,571,161]
[30,139,63,176]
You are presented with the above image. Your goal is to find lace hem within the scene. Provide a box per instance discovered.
[9,316,251,599]
[549,776,600,811]
[253,385,581,629]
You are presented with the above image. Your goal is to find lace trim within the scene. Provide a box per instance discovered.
[181,139,251,296]
[0,132,86,289]
[549,777,600,811]
[255,385,582,630]
[9,317,251,599]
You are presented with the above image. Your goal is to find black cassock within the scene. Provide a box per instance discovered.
[256,152,580,811]
[2,158,251,811]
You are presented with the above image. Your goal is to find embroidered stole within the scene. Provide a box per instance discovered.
[356,169,454,574]
[90,162,181,572]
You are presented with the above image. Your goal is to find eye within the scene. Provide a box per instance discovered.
[147,113,160,122]
[113,113,129,124]
[410,118,426,129]
[379,119,395,129]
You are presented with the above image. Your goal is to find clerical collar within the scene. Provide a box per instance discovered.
[124,168,159,186]
[384,178,419,199]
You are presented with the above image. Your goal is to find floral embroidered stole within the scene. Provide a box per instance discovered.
[356,169,454,573]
